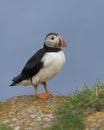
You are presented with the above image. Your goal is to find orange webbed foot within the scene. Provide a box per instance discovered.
[37,93,52,99]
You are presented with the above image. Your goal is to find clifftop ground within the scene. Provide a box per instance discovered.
[0,95,64,130]
[0,84,104,130]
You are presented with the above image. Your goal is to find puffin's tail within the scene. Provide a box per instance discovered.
[10,74,23,86]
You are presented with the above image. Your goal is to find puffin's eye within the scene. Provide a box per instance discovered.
[51,36,54,40]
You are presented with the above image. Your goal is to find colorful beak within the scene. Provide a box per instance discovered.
[59,36,67,48]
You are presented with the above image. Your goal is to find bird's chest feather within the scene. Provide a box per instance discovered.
[33,51,65,82]
[44,51,65,69]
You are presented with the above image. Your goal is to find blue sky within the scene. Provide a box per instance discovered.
[0,0,104,100]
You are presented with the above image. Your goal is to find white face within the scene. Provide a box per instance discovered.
[45,34,60,48]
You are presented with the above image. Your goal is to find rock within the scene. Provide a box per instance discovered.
[14,126,21,130]
[0,95,64,130]
[83,112,104,130]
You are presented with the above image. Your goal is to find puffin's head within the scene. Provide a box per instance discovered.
[44,33,67,48]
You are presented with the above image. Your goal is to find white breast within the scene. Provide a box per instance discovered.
[32,51,65,85]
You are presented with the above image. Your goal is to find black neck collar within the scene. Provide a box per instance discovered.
[44,44,61,52]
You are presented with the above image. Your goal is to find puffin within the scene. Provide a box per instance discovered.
[10,33,66,99]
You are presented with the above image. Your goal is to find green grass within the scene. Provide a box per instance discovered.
[0,123,11,130]
[45,82,104,130]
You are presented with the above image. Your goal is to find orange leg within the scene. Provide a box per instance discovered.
[34,82,52,99]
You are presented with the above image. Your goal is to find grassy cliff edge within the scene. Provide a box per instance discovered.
[0,83,104,130]
[46,82,104,130]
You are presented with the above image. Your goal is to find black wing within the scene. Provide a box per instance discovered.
[21,48,46,78]
[10,48,46,86]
